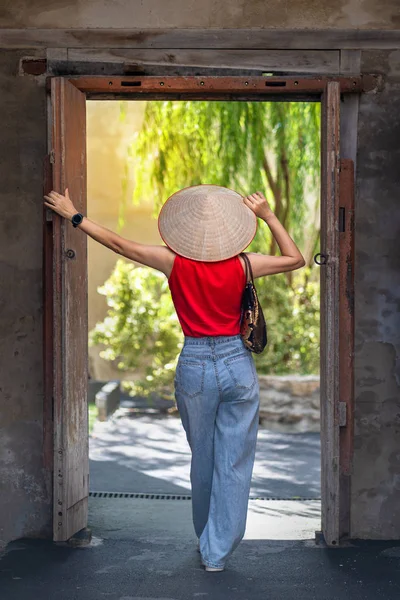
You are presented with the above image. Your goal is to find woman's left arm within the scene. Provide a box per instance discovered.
[44,189,175,276]
[242,191,306,278]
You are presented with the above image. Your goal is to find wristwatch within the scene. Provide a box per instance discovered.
[71,213,84,228]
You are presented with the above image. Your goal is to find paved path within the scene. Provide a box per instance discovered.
[89,413,320,499]
[3,415,400,599]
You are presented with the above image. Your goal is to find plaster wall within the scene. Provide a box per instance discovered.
[0,50,51,550]
[0,0,399,30]
[352,49,400,539]
[86,100,161,380]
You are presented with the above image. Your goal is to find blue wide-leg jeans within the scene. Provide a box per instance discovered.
[174,334,260,569]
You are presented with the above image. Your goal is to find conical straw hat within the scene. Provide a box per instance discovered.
[158,184,257,262]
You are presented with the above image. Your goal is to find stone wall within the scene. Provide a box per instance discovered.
[258,375,320,433]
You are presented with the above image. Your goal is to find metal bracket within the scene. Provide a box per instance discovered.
[339,207,345,233]
[65,249,76,259]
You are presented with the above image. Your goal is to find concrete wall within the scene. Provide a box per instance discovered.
[0,0,399,29]
[0,49,52,549]
[352,49,400,539]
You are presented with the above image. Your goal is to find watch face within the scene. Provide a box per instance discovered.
[72,213,83,226]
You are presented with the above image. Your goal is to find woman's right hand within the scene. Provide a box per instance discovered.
[44,188,78,220]
[243,191,274,221]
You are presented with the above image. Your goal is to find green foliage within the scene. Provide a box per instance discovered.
[254,267,320,375]
[88,402,98,435]
[131,100,320,256]
[90,100,321,392]
[89,260,183,395]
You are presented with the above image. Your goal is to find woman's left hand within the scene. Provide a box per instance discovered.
[44,188,77,220]
[243,191,274,221]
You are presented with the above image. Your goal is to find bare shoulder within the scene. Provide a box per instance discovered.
[239,252,258,273]
[140,244,177,277]
[156,245,177,277]
[121,241,176,277]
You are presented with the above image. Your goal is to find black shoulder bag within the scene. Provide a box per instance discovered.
[239,253,267,354]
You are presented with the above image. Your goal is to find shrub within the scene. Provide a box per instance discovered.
[90,261,320,396]
[89,260,183,396]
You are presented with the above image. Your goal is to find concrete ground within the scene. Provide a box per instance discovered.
[2,414,400,599]
[2,496,400,600]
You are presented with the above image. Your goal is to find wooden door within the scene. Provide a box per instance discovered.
[320,81,341,546]
[51,78,88,541]
[338,158,355,541]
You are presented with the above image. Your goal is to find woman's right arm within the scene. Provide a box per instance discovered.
[243,191,306,279]
[44,189,175,276]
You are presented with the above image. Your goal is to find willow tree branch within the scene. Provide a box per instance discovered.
[281,154,291,230]
[262,154,282,256]
[306,226,321,267]
[263,154,279,201]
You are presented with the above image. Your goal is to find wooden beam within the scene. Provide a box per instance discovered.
[339,50,361,75]
[64,75,365,96]
[2,28,400,50]
[61,48,340,75]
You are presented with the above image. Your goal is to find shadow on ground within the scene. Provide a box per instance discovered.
[89,414,321,498]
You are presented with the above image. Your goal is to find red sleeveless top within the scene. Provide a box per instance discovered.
[168,254,246,337]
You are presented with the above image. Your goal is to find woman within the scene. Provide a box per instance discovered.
[44,184,305,572]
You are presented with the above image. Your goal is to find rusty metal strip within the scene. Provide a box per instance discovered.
[338,158,355,540]
[66,75,365,95]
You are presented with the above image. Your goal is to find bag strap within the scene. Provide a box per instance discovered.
[240,253,254,284]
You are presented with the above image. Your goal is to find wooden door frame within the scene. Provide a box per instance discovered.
[44,74,357,544]
[47,74,370,97]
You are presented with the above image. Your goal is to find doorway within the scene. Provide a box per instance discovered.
[44,75,356,547]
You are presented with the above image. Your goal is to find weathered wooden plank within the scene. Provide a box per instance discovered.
[339,50,361,75]
[52,77,88,542]
[63,48,340,74]
[47,47,68,64]
[320,81,341,547]
[2,28,400,50]
[340,90,359,167]
[66,497,88,540]
[338,158,355,540]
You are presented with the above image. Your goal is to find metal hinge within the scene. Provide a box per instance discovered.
[49,150,55,164]
[339,402,347,427]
